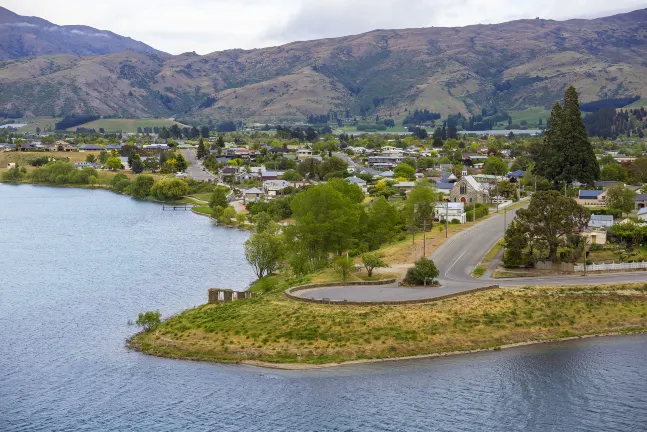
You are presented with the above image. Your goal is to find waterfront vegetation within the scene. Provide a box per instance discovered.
[130,282,647,366]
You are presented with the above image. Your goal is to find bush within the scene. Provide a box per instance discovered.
[136,311,161,331]
[404,258,439,285]
[150,178,189,201]
[333,256,355,281]
[130,175,155,198]
[465,203,489,222]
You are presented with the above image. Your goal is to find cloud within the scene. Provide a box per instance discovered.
[69,29,110,38]
[1,0,646,54]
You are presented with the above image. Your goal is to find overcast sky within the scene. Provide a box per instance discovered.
[3,0,646,55]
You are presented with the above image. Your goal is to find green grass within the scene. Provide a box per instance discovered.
[191,206,212,216]
[130,282,647,366]
[507,107,551,127]
[68,118,187,133]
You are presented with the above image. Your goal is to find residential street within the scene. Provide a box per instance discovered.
[182,149,216,182]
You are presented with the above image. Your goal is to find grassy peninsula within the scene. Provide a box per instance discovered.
[129,282,647,367]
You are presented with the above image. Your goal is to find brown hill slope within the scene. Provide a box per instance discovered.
[1,9,647,122]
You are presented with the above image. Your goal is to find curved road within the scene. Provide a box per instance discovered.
[295,205,647,302]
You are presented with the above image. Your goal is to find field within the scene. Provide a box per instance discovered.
[506,107,551,127]
[0,151,98,167]
[17,118,61,133]
[130,282,647,366]
[67,118,187,133]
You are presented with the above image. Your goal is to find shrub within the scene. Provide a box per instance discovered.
[150,178,189,201]
[136,311,161,331]
[333,256,355,281]
[130,175,155,198]
[404,258,439,285]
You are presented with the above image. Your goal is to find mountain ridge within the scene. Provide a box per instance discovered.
[0,6,167,60]
[1,7,647,123]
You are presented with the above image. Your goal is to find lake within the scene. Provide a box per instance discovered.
[1,184,647,431]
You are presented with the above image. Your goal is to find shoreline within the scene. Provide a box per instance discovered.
[239,331,647,370]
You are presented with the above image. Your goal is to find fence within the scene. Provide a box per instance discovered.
[574,262,647,272]
[534,261,575,272]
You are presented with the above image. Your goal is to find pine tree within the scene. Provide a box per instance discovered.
[533,86,599,187]
[197,138,207,159]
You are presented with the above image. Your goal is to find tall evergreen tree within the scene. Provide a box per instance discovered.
[533,86,599,187]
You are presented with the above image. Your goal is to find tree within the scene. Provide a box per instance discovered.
[236,213,247,227]
[244,232,284,279]
[136,311,161,331]
[600,163,629,182]
[197,138,207,159]
[319,156,348,178]
[85,154,96,163]
[297,158,321,179]
[606,184,635,216]
[394,163,416,180]
[209,187,229,209]
[361,252,388,277]
[404,258,439,285]
[514,190,590,261]
[364,197,402,249]
[174,152,188,172]
[130,175,155,198]
[98,150,109,165]
[106,157,122,171]
[144,157,160,172]
[533,87,599,187]
[333,256,355,281]
[483,156,508,176]
[222,206,236,224]
[404,181,437,235]
[130,153,144,174]
[280,169,303,181]
[200,125,210,139]
[631,156,647,183]
[288,182,362,259]
[150,178,189,201]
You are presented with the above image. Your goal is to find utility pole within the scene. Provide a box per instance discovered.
[445,201,449,238]
[422,217,427,257]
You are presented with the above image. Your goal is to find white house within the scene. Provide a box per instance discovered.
[435,202,466,224]
[589,214,615,229]
[346,176,368,194]
[263,180,290,197]
[296,148,313,159]
[244,187,264,203]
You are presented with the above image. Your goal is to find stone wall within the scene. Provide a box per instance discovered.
[208,289,256,304]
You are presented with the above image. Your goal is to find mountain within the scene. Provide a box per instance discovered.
[0,6,166,60]
[1,8,647,124]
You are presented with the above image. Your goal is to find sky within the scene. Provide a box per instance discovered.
[3,0,647,55]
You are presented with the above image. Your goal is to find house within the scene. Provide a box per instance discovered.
[244,187,264,203]
[55,141,76,152]
[263,180,290,197]
[393,181,416,193]
[143,144,170,150]
[594,181,622,189]
[634,194,647,210]
[589,214,615,229]
[576,190,607,207]
[449,175,489,204]
[507,170,525,181]
[296,148,313,159]
[439,172,458,183]
[268,147,291,156]
[261,170,283,181]
[436,182,455,196]
[581,229,608,245]
[346,176,368,194]
[74,162,99,169]
[638,208,647,222]
[236,171,260,183]
[367,156,405,168]
[79,144,104,151]
[380,170,395,179]
[434,202,466,224]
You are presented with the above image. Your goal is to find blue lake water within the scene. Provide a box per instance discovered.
[1,184,647,431]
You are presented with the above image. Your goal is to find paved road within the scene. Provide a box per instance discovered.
[294,204,647,302]
[182,149,216,182]
[334,152,379,175]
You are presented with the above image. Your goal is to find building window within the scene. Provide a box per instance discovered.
[469,198,473,203]
[460,184,467,195]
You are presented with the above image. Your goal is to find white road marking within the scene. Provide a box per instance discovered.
[445,250,467,278]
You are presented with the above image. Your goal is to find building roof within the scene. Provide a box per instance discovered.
[591,215,614,222]
[435,202,465,210]
[346,176,366,184]
[436,182,455,190]
[634,194,647,202]
[79,144,104,151]
[578,190,604,199]
[594,181,622,188]
[245,187,264,194]
[394,182,416,188]
[440,172,457,183]
[507,170,525,178]
[639,208,647,216]
[381,171,394,177]
[464,175,485,192]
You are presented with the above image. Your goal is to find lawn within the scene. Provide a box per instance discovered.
[17,117,61,133]
[472,239,504,278]
[130,282,647,366]
[506,107,551,126]
[0,151,100,167]
[68,118,188,133]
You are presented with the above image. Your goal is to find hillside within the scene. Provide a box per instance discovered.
[1,8,647,123]
[0,6,166,60]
